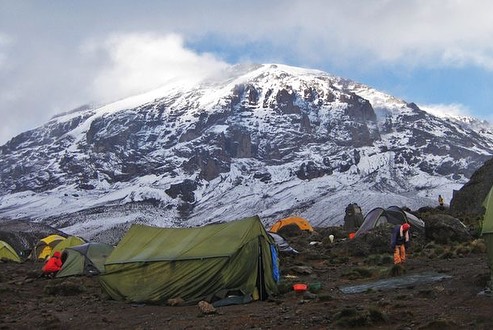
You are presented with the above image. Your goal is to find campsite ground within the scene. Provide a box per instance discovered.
[1,229,493,330]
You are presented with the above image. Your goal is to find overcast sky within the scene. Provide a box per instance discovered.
[1,0,493,145]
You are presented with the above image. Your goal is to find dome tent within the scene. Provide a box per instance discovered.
[0,240,21,263]
[354,206,425,238]
[268,232,299,254]
[270,216,314,233]
[31,234,66,260]
[50,235,86,257]
[57,242,114,278]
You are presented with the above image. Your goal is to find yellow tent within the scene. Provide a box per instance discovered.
[50,236,85,257]
[0,240,21,263]
[32,234,66,260]
[270,216,314,233]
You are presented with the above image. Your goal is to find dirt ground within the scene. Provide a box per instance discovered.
[1,232,493,330]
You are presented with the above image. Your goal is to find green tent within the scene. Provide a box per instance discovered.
[100,216,279,304]
[50,236,85,257]
[0,240,21,263]
[57,242,114,278]
[482,185,493,289]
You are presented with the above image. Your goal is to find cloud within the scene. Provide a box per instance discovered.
[194,0,493,70]
[419,103,472,119]
[2,1,493,145]
[0,31,230,145]
[83,33,230,103]
[0,32,13,71]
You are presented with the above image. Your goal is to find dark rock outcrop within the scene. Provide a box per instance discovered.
[422,214,471,244]
[0,220,66,257]
[450,157,493,216]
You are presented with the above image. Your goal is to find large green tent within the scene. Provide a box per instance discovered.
[100,216,279,304]
[57,242,114,278]
[0,240,21,263]
[482,185,493,289]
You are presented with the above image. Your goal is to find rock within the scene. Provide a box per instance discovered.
[167,297,185,306]
[290,266,313,275]
[450,157,493,217]
[347,225,394,256]
[198,301,216,315]
[302,291,318,300]
[423,214,471,244]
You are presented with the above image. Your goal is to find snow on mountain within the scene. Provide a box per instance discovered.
[1,63,492,244]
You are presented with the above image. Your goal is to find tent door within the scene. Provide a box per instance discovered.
[256,236,268,300]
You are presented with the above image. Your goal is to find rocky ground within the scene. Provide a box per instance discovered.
[1,227,493,330]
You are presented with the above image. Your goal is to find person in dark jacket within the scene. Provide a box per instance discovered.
[42,251,63,277]
[391,223,411,264]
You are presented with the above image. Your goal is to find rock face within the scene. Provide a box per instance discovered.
[450,157,493,216]
[0,220,65,256]
[0,64,493,237]
[0,65,382,195]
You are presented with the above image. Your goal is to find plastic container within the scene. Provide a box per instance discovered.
[308,282,322,293]
[293,283,308,292]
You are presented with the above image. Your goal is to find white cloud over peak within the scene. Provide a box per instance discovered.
[84,33,229,103]
[420,103,472,119]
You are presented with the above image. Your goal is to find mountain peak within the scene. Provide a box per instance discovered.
[1,63,492,243]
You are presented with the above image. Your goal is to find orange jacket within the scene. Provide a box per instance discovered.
[42,252,63,273]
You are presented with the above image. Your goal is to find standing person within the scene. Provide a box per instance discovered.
[391,223,411,265]
[438,195,444,208]
[42,251,63,278]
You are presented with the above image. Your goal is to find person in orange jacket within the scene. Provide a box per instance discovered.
[391,223,411,264]
[42,251,63,277]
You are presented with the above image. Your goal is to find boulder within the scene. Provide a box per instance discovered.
[450,157,493,217]
[345,222,426,257]
[198,301,216,315]
[423,214,471,244]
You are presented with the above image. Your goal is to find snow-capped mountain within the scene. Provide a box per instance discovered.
[1,63,492,243]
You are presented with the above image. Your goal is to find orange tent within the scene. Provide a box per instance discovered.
[270,216,314,233]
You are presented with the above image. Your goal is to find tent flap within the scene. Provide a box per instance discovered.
[482,186,493,235]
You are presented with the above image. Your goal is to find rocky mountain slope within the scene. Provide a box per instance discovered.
[1,63,492,241]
